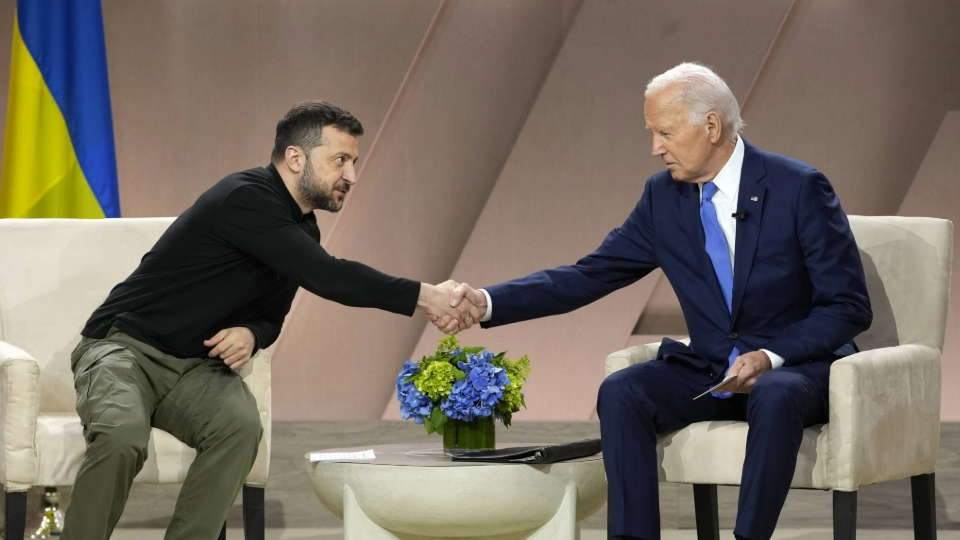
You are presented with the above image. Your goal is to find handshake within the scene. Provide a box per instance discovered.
[417,280,487,335]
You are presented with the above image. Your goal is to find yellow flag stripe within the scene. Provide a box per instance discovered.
[0,14,105,219]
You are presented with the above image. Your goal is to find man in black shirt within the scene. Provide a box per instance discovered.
[63,102,476,540]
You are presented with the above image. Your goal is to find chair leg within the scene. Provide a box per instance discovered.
[693,484,720,540]
[4,491,28,540]
[833,490,857,540]
[911,473,937,540]
[243,485,265,540]
[218,521,227,540]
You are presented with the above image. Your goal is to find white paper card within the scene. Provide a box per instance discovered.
[309,449,376,462]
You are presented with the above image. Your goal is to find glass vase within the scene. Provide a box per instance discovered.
[443,416,495,451]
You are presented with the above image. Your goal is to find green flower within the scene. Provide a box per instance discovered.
[415,361,457,401]
[495,355,531,416]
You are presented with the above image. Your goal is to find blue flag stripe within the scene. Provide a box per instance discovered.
[16,0,120,217]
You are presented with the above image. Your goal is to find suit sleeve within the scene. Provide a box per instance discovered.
[762,171,873,364]
[481,180,659,328]
[215,185,421,317]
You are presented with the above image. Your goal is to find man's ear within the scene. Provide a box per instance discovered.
[705,111,724,145]
[284,146,304,174]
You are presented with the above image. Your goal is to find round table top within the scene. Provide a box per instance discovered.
[305,442,603,467]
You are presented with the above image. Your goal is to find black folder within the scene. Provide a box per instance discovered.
[450,438,601,464]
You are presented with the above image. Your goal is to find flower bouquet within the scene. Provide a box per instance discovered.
[396,335,531,451]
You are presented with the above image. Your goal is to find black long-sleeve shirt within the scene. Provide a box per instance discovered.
[83,164,421,358]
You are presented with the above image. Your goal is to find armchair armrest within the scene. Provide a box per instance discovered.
[0,340,40,491]
[239,349,271,487]
[825,343,941,491]
[605,338,690,378]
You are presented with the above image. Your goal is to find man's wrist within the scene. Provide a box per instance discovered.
[416,283,436,311]
[479,288,493,322]
[760,348,785,369]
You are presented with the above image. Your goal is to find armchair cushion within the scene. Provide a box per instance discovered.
[607,342,940,491]
[36,413,196,486]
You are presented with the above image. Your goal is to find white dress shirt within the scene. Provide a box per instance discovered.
[479,136,785,369]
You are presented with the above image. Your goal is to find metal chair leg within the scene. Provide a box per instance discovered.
[693,484,720,540]
[243,484,265,540]
[833,490,857,540]
[911,473,937,540]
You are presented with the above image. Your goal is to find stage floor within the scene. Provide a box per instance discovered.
[14,421,960,534]
[108,528,960,539]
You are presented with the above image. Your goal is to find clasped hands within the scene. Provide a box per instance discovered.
[418,281,486,335]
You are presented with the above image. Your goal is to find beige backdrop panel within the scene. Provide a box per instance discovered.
[387,0,793,421]
[898,112,960,421]
[1,1,957,422]
[271,0,580,420]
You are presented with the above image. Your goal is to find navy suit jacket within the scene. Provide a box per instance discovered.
[481,140,873,384]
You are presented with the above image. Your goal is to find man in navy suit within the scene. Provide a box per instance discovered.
[438,63,872,540]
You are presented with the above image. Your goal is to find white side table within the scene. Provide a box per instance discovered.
[305,443,606,540]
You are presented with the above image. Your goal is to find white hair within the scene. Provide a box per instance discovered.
[645,62,744,141]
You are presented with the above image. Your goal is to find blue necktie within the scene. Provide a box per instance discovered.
[700,182,738,399]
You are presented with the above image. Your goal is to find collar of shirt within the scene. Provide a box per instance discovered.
[266,163,309,223]
[698,135,745,203]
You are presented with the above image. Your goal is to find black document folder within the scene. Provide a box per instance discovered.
[450,438,601,464]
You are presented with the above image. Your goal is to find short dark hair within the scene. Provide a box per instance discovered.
[271,101,364,163]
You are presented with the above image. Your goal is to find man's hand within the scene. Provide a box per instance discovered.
[427,282,487,332]
[204,327,256,371]
[418,281,480,335]
[725,350,772,393]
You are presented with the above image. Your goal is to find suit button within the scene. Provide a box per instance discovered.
[710,372,717,378]
[728,332,738,340]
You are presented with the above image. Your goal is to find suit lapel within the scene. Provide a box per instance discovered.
[730,141,767,323]
[679,182,729,315]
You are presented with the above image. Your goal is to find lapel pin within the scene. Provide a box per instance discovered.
[750,196,758,202]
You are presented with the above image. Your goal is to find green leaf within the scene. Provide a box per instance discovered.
[453,368,466,381]
[433,407,449,429]
[462,346,486,354]
[501,411,512,427]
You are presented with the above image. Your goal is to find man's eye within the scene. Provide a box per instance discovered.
[335,157,344,164]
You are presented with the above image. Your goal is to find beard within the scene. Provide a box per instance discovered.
[297,159,348,213]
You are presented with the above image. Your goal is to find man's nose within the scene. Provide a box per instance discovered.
[342,164,358,184]
[651,137,666,156]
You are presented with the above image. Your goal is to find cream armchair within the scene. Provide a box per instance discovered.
[604,216,952,540]
[0,218,272,540]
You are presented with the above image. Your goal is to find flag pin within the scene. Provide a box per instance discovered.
[750,196,758,202]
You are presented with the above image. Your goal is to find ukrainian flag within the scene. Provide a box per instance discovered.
[0,0,120,218]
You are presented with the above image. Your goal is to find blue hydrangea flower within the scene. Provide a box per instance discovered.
[396,361,432,424]
[441,350,511,422]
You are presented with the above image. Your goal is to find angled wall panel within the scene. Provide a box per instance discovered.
[897,112,960,421]
[388,0,793,422]
[272,0,579,420]
[740,0,960,217]
[100,0,440,224]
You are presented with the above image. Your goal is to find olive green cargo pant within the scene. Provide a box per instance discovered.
[62,328,262,540]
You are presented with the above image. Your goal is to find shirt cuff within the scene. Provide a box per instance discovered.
[479,288,493,322]
[761,349,785,369]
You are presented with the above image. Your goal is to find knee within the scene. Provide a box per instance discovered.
[598,371,627,419]
[748,371,803,416]
[221,405,263,450]
[597,366,651,421]
[86,421,150,464]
